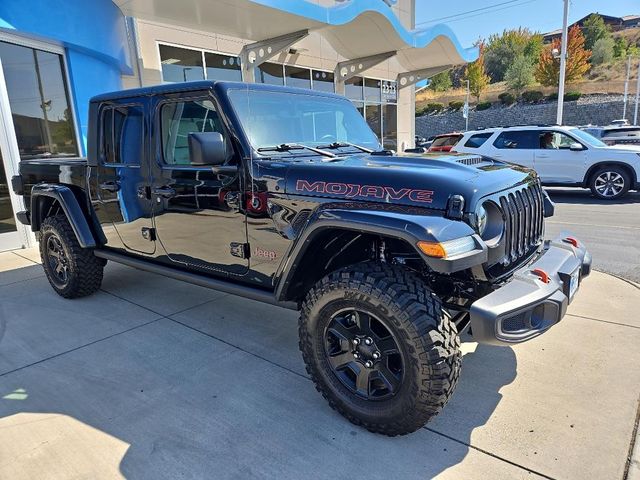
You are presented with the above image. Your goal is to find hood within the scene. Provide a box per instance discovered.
[281,152,536,211]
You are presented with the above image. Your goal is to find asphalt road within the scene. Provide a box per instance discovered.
[544,187,640,283]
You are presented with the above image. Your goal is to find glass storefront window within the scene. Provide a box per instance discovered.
[255,62,284,85]
[159,45,205,82]
[284,66,311,89]
[352,101,364,117]
[382,104,397,151]
[345,76,363,101]
[205,53,242,81]
[382,80,397,103]
[365,104,382,141]
[0,41,78,159]
[0,148,17,234]
[311,70,334,93]
[364,78,381,103]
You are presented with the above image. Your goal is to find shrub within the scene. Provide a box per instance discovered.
[476,101,492,111]
[448,100,464,110]
[424,102,445,114]
[504,54,535,94]
[498,92,516,105]
[546,92,558,101]
[591,37,615,65]
[521,90,544,103]
[564,91,581,101]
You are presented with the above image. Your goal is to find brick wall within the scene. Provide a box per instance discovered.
[415,95,630,139]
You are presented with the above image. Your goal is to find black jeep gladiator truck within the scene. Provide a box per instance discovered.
[11,81,591,436]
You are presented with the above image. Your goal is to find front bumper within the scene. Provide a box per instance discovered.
[470,233,591,345]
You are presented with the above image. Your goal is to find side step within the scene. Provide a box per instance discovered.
[94,250,298,310]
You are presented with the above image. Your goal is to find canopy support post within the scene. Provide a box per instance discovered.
[240,29,309,82]
[334,51,396,95]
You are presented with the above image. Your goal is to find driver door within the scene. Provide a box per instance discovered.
[150,94,248,276]
[534,130,586,183]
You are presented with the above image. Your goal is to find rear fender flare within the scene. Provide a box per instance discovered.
[30,184,97,248]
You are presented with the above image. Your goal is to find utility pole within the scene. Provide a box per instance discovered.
[463,79,470,131]
[623,55,632,120]
[634,59,639,126]
[556,0,570,125]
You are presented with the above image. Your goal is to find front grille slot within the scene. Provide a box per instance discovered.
[498,182,544,266]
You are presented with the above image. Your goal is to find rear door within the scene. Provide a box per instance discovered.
[149,93,248,276]
[92,100,155,254]
[488,130,536,168]
[534,130,586,183]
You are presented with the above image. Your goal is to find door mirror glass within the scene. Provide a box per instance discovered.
[188,132,227,165]
[569,142,584,151]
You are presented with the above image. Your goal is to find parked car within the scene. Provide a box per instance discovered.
[580,125,640,147]
[453,125,640,199]
[428,132,463,152]
[12,82,591,436]
[414,134,434,149]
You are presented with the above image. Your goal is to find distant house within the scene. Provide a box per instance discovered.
[543,13,640,43]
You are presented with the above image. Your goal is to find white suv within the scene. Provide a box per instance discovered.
[453,125,640,199]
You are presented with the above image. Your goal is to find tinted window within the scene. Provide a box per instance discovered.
[364,78,381,103]
[311,70,334,93]
[431,135,462,148]
[102,105,143,165]
[538,130,578,149]
[345,76,363,101]
[255,62,284,85]
[603,127,640,138]
[382,104,397,150]
[204,53,241,81]
[159,45,205,82]
[160,99,229,165]
[493,131,536,149]
[464,132,492,148]
[284,66,311,89]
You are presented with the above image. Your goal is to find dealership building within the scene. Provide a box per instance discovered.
[0,0,476,252]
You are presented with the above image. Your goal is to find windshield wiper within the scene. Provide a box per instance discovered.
[315,142,373,153]
[257,143,335,158]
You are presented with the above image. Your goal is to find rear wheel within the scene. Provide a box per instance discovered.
[299,262,461,436]
[40,215,104,298]
[589,166,630,199]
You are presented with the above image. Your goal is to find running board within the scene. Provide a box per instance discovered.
[94,250,298,310]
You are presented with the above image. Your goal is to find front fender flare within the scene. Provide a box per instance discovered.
[30,184,97,248]
[275,205,487,301]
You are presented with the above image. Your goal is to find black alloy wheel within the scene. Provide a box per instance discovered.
[46,234,71,288]
[324,309,403,400]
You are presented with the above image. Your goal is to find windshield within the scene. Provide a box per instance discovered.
[569,128,607,147]
[227,89,381,153]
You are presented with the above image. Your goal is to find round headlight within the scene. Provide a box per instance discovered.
[475,204,488,236]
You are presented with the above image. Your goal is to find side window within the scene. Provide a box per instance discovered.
[160,99,230,166]
[101,105,144,165]
[538,131,577,149]
[493,131,536,149]
[464,132,492,148]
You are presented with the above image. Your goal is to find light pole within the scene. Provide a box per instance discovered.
[623,55,632,120]
[464,79,470,131]
[556,0,570,125]
[634,59,639,126]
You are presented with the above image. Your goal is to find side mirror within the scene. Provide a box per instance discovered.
[188,132,227,166]
[569,142,584,151]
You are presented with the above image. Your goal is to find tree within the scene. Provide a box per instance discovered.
[535,25,591,87]
[466,43,491,102]
[504,54,535,94]
[485,28,543,82]
[591,37,615,65]
[428,70,452,92]
[581,14,611,51]
[613,37,628,58]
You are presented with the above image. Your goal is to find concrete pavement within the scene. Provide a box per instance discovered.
[0,248,639,479]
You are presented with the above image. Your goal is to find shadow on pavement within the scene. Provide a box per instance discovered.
[0,265,519,478]
[545,187,640,205]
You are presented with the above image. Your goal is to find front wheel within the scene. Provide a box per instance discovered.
[589,166,630,200]
[299,263,461,436]
[40,215,104,298]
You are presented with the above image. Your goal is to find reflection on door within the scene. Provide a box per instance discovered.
[0,147,17,235]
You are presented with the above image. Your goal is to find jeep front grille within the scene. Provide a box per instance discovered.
[498,182,544,265]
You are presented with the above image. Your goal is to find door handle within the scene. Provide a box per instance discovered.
[99,181,120,192]
[152,186,177,198]
[537,154,550,158]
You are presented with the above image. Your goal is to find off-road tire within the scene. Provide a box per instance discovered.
[589,166,630,200]
[39,215,104,298]
[299,262,461,436]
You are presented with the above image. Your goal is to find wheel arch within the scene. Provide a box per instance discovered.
[30,184,98,248]
[583,161,637,188]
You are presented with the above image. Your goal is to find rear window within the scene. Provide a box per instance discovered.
[493,131,537,149]
[464,132,492,148]
[602,128,640,138]
[431,135,461,148]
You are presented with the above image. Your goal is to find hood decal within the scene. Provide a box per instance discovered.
[296,180,433,203]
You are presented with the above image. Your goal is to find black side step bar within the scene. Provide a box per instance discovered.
[94,250,298,311]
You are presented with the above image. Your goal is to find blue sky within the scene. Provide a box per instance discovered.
[415,0,640,46]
